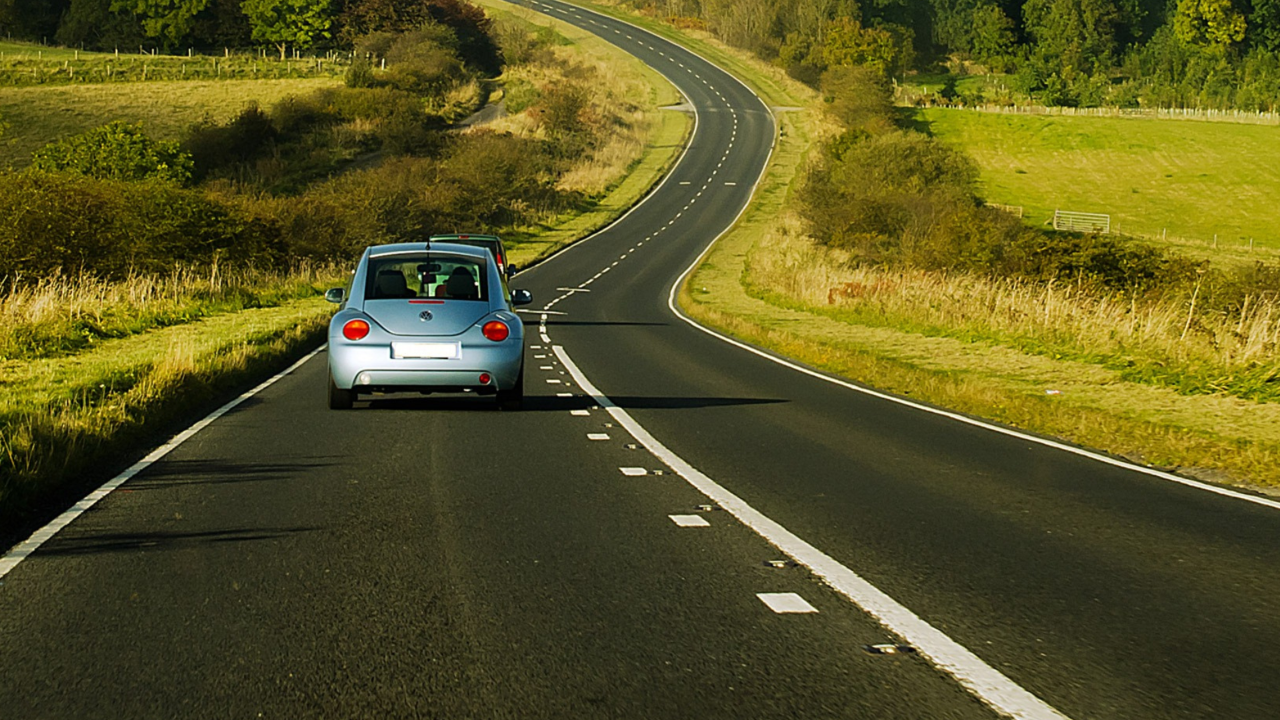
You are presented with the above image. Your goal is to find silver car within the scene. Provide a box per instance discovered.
[324,242,533,410]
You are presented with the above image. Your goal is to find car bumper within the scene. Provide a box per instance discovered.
[329,343,522,391]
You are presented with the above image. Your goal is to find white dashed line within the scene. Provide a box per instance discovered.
[669,515,711,528]
[571,409,590,416]
[540,365,554,370]
[587,433,611,441]
[619,467,648,477]
[545,379,561,384]
[555,347,1071,720]
[758,593,818,614]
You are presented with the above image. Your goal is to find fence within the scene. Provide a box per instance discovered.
[1053,210,1111,233]
[925,103,1280,127]
[987,203,1024,218]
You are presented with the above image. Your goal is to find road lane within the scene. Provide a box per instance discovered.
[513,3,1280,719]
[5,1,1280,718]
[0,3,999,718]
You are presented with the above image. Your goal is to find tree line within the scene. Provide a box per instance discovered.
[0,0,497,64]
[628,0,1280,108]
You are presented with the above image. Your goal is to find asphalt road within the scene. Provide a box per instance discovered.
[4,2,1280,719]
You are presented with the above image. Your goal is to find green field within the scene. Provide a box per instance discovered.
[920,108,1280,258]
[0,77,341,168]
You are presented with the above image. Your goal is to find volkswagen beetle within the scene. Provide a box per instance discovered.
[324,242,533,410]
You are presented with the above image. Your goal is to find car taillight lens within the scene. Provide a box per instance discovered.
[343,319,370,341]
[482,320,509,342]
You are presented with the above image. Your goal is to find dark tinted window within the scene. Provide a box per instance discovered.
[365,253,487,301]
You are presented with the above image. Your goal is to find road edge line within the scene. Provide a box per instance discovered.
[553,344,1072,720]
[0,346,326,580]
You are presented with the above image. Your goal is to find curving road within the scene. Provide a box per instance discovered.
[4,2,1280,718]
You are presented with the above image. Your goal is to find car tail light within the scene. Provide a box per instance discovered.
[479,373,492,384]
[343,319,370,341]
[482,320,509,342]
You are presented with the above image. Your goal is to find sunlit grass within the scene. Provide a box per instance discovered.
[0,263,343,361]
[921,108,1280,256]
[0,77,342,168]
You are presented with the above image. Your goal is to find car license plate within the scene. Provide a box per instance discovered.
[391,342,460,359]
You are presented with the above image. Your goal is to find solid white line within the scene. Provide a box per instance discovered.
[554,345,1069,719]
[1,345,326,580]
[758,592,818,614]
[669,514,711,527]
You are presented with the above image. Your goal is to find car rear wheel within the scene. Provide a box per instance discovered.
[328,375,355,410]
[497,363,524,411]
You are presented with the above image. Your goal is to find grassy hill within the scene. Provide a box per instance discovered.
[919,108,1280,262]
[0,77,342,168]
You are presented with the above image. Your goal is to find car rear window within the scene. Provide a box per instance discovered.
[365,253,488,302]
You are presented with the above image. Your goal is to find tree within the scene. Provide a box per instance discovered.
[110,0,210,48]
[821,17,913,77]
[1174,0,1246,51]
[1023,0,1125,75]
[242,0,333,59]
[1250,0,1280,50]
[970,3,1016,69]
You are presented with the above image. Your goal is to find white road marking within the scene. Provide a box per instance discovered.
[1,346,325,580]
[619,467,648,476]
[758,593,818,614]
[556,392,573,397]
[545,379,561,384]
[540,365,555,370]
[571,409,591,416]
[669,514,711,527]
[588,433,611,441]
[554,346,1071,720]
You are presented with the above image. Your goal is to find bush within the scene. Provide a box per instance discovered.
[345,58,377,88]
[32,121,193,184]
[183,104,279,180]
[0,171,280,279]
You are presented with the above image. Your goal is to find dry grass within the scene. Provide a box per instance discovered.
[475,0,690,266]
[0,263,342,361]
[0,77,341,168]
[475,1,673,197]
[748,213,1280,401]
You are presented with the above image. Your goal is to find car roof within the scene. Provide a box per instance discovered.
[366,242,489,260]
[428,234,503,243]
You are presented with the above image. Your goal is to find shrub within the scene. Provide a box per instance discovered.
[32,121,193,185]
[0,172,280,279]
[183,104,279,180]
[345,57,376,88]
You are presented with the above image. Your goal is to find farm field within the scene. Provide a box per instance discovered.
[919,108,1280,259]
[0,77,341,168]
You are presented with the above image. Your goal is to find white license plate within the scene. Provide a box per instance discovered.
[391,342,460,359]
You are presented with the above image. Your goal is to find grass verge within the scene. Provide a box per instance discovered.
[0,295,333,540]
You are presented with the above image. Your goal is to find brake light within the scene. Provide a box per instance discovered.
[482,320,509,342]
[342,319,370,341]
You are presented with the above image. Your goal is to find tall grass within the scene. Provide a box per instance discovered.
[0,263,343,361]
[748,213,1280,402]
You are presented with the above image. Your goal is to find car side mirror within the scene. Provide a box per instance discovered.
[511,289,533,306]
[325,288,345,304]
